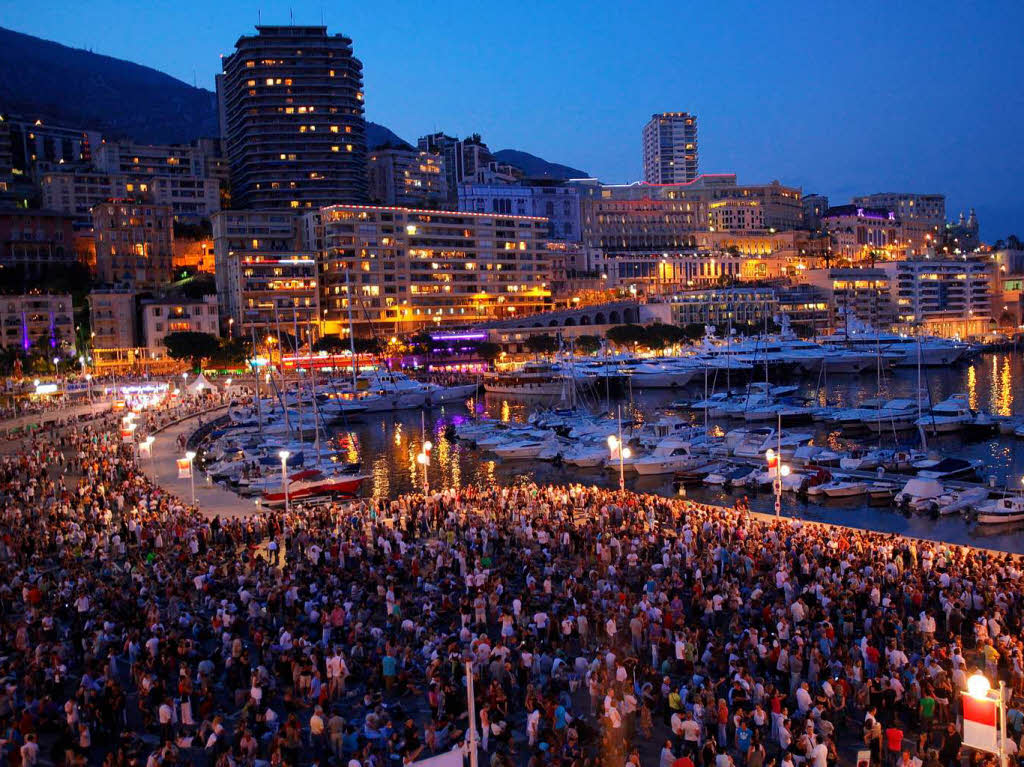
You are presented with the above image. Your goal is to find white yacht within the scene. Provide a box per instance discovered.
[624,361,697,389]
[483,362,576,396]
[632,440,705,475]
[915,394,973,434]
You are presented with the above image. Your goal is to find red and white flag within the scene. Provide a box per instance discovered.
[962,695,998,754]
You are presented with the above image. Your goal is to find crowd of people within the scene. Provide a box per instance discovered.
[0,394,1022,767]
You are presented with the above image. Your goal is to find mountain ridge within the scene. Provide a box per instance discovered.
[0,25,587,181]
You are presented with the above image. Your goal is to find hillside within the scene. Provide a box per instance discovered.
[493,149,588,180]
[0,26,218,143]
[0,26,587,181]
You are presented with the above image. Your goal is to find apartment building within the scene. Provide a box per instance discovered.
[320,205,551,335]
[367,147,446,207]
[140,294,220,355]
[93,202,174,288]
[642,112,698,184]
[895,257,993,337]
[88,289,137,350]
[0,293,75,352]
[0,209,78,276]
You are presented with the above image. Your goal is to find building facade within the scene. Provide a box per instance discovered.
[707,199,765,232]
[148,176,221,221]
[320,205,551,335]
[367,147,446,207]
[140,294,220,355]
[802,194,829,231]
[895,257,993,337]
[93,202,174,288]
[0,210,78,276]
[822,205,904,261]
[88,289,137,350]
[642,112,698,184]
[232,253,320,344]
[39,169,132,225]
[2,115,101,178]
[799,266,897,329]
[669,287,777,328]
[218,25,368,210]
[593,250,783,295]
[851,193,944,253]
[211,209,301,325]
[0,293,75,352]
[458,182,582,242]
[93,138,228,182]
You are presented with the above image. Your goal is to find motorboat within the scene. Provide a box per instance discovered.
[913,457,984,480]
[867,481,899,502]
[864,398,927,432]
[491,434,558,459]
[632,441,705,475]
[425,382,479,405]
[625,362,697,389]
[563,443,609,468]
[262,470,368,506]
[792,445,843,466]
[895,478,946,512]
[915,394,974,434]
[975,496,1024,525]
[821,480,868,498]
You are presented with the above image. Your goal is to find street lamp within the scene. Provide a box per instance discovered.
[279,450,291,513]
[765,448,790,517]
[607,431,631,492]
[417,451,430,494]
[185,450,196,506]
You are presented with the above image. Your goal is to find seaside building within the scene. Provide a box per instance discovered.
[217,25,369,209]
[798,266,898,330]
[668,287,777,328]
[895,257,993,337]
[320,204,551,336]
[822,204,906,262]
[642,112,698,184]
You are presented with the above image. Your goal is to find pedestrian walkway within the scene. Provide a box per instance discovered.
[142,406,258,519]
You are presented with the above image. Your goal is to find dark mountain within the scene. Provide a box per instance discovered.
[493,149,588,180]
[0,26,218,143]
[366,124,413,151]
[0,26,587,181]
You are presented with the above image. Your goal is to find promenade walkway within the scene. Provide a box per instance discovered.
[142,404,258,519]
[1,398,113,437]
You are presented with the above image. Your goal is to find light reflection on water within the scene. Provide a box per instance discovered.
[328,352,1024,552]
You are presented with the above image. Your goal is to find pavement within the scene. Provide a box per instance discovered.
[142,405,261,520]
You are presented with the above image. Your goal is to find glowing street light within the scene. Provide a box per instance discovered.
[278,450,291,512]
[417,450,431,494]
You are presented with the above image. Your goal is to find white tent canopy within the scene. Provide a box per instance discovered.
[186,373,213,393]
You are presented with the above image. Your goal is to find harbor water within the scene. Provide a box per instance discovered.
[324,351,1024,553]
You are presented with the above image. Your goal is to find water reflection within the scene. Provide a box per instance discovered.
[328,352,1024,551]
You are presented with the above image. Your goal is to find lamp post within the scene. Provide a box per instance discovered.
[765,448,790,517]
[607,407,631,492]
[279,450,291,513]
[417,441,432,495]
[185,450,196,506]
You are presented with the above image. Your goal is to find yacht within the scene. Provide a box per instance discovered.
[261,469,368,506]
[864,398,927,432]
[895,478,947,511]
[821,480,869,498]
[491,434,559,459]
[483,362,576,396]
[624,361,697,389]
[915,394,974,434]
[632,440,705,475]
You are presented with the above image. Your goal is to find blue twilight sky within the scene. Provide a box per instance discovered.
[4,0,1024,238]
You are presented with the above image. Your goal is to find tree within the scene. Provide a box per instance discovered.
[352,337,382,355]
[647,323,686,349]
[574,335,601,355]
[474,342,502,366]
[208,337,252,367]
[681,323,707,341]
[163,331,221,369]
[605,324,648,348]
[525,334,558,356]
[313,335,348,353]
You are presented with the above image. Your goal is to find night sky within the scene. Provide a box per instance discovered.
[6,0,1023,239]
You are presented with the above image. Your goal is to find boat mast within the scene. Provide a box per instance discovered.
[306,314,322,464]
[291,309,305,443]
[272,302,293,438]
[250,323,263,433]
[344,268,358,393]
